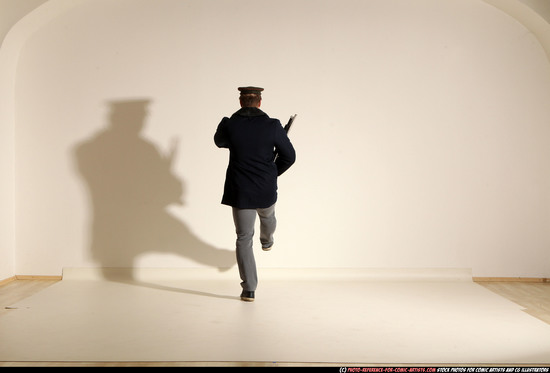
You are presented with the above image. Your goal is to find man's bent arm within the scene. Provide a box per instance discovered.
[274,125,296,176]
[214,118,229,148]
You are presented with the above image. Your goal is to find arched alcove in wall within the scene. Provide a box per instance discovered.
[0,0,83,279]
[2,0,550,278]
[484,0,550,63]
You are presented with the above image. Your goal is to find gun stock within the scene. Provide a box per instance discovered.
[274,114,297,161]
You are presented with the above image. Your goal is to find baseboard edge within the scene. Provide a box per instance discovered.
[474,277,549,283]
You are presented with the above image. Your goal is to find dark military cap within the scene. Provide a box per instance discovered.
[238,86,264,95]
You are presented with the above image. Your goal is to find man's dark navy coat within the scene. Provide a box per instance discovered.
[214,107,296,209]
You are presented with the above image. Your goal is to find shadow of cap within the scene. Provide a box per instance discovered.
[107,99,153,132]
[108,98,152,112]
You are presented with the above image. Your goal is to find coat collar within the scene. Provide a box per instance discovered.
[233,107,267,118]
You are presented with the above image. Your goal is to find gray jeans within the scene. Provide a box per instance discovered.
[232,204,276,291]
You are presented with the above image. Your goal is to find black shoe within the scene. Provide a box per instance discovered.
[240,290,255,302]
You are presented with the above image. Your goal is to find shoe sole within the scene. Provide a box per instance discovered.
[241,297,254,302]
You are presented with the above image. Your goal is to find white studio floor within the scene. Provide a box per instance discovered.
[1,268,550,365]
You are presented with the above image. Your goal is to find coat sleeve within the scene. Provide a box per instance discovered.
[274,122,296,176]
[214,117,230,148]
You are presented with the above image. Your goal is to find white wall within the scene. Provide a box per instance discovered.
[0,0,79,280]
[0,0,48,45]
[0,41,15,279]
[6,0,550,278]
[0,0,48,280]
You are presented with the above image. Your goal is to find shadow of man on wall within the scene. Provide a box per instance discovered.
[73,99,235,282]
